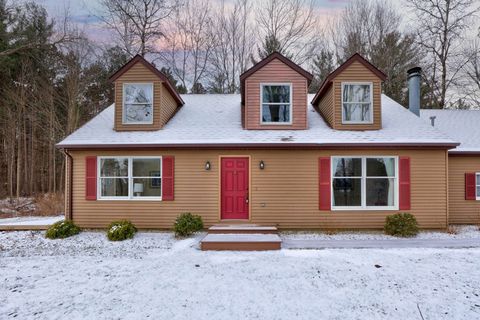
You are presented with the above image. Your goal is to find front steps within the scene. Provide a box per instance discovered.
[201,224,282,251]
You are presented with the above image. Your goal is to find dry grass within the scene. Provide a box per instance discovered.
[325,229,338,236]
[446,225,460,235]
[34,193,64,216]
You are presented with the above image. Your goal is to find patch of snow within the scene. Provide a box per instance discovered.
[281,225,480,241]
[57,94,456,147]
[0,231,479,319]
[0,215,64,226]
[420,109,480,153]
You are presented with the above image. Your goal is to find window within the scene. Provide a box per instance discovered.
[123,83,153,124]
[98,156,162,200]
[332,156,398,210]
[477,173,480,200]
[261,84,292,124]
[341,83,373,123]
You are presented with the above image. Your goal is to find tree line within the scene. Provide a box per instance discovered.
[0,0,479,198]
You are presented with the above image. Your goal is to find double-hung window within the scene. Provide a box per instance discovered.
[342,83,373,123]
[477,173,480,200]
[123,83,154,124]
[332,156,398,210]
[261,84,292,124]
[98,156,162,200]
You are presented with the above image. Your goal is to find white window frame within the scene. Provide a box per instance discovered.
[341,82,374,124]
[97,156,162,201]
[260,83,293,125]
[122,83,154,125]
[331,156,399,211]
[476,173,480,201]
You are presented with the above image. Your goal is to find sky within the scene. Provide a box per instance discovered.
[34,0,353,44]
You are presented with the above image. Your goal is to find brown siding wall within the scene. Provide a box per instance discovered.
[245,58,308,129]
[317,84,334,127]
[114,62,164,131]
[160,85,178,126]
[64,154,72,219]
[69,149,448,230]
[332,61,382,130]
[448,155,480,224]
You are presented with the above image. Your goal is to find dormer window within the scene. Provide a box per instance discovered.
[123,83,154,124]
[261,84,292,124]
[341,82,373,124]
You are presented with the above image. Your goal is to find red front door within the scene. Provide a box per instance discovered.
[221,157,249,220]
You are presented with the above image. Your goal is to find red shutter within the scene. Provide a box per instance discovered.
[465,173,476,200]
[399,156,411,210]
[85,156,97,200]
[319,157,331,210]
[162,156,174,201]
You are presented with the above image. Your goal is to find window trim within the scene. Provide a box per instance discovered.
[97,156,162,201]
[122,83,154,125]
[331,156,399,211]
[476,173,480,201]
[260,83,293,125]
[341,82,374,124]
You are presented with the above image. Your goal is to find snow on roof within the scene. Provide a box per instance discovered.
[57,94,457,148]
[420,109,480,153]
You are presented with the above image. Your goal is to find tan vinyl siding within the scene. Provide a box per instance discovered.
[448,155,480,224]
[69,149,448,230]
[317,84,334,127]
[245,58,308,129]
[332,61,382,130]
[114,62,164,131]
[160,84,178,126]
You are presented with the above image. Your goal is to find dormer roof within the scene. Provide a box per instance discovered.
[311,53,387,106]
[240,52,313,104]
[109,54,184,106]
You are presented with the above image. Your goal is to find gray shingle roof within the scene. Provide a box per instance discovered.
[57,94,457,148]
[420,109,480,153]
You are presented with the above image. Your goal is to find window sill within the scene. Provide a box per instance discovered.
[260,122,293,125]
[331,206,399,211]
[341,121,374,125]
[97,198,162,201]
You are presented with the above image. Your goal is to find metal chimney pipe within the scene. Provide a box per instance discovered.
[429,116,436,127]
[407,67,422,116]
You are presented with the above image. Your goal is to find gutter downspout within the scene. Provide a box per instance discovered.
[60,149,73,221]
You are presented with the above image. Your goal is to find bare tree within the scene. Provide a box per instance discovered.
[254,0,318,64]
[158,0,213,93]
[459,33,480,106]
[329,0,420,105]
[99,0,179,56]
[407,0,480,108]
[208,0,254,93]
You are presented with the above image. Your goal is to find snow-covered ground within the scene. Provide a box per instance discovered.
[281,225,480,240]
[0,215,64,227]
[1,231,480,319]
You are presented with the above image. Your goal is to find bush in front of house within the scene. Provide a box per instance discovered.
[45,220,80,239]
[107,220,137,241]
[384,213,419,237]
[173,212,204,237]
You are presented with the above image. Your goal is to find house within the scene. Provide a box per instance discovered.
[56,52,458,230]
[420,109,480,224]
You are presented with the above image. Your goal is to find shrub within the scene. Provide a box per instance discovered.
[384,213,419,237]
[107,220,137,241]
[45,220,80,239]
[173,212,203,237]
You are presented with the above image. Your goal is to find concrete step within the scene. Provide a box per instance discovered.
[208,224,278,234]
[201,233,282,251]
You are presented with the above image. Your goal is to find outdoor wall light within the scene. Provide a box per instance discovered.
[259,160,265,170]
[205,161,211,171]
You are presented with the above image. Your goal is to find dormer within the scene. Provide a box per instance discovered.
[109,55,184,131]
[311,53,387,130]
[240,52,313,130]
